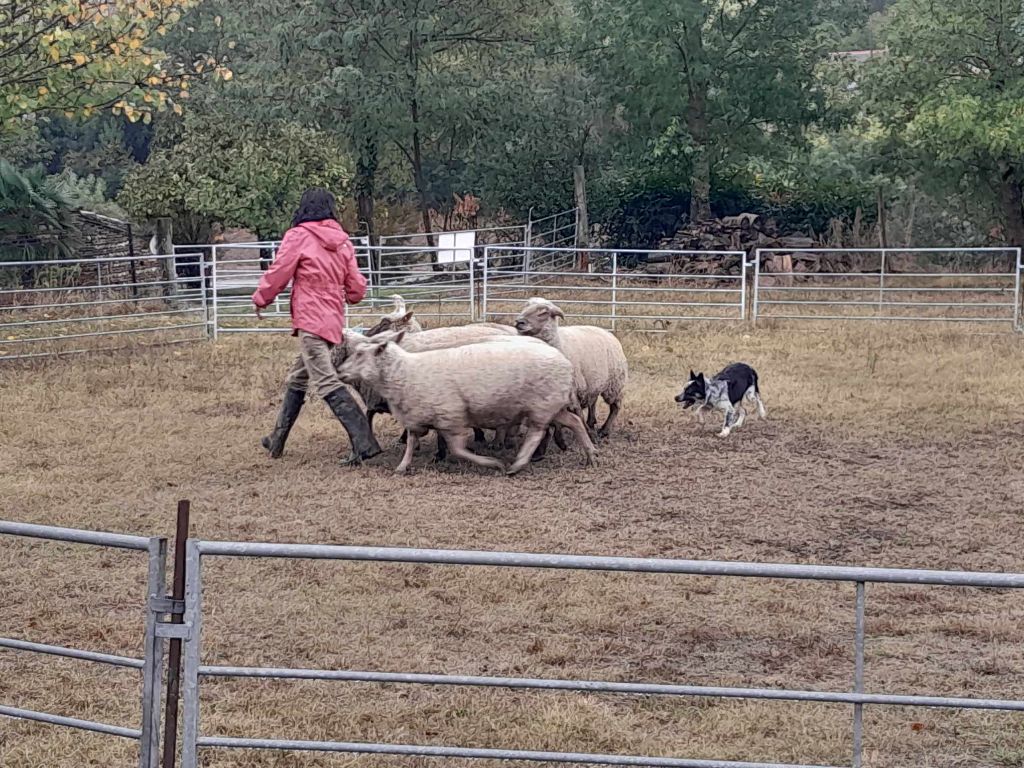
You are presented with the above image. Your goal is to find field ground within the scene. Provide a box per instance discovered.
[2,324,1024,767]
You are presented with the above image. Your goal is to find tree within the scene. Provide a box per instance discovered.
[577,0,860,222]
[0,0,221,125]
[215,0,548,243]
[864,0,1024,246]
[118,113,351,242]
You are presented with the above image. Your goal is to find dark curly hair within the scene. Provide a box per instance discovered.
[291,187,338,228]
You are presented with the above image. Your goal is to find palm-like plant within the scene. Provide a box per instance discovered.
[0,159,79,289]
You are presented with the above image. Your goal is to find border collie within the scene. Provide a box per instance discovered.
[675,363,767,437]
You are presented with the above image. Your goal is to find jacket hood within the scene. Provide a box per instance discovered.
[297,219,350,251]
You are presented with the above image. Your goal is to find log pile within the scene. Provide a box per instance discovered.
[636,213,818,275]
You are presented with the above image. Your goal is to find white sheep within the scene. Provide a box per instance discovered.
[335,332,597,475]
[333,321,519,456]
[514,297,628,438]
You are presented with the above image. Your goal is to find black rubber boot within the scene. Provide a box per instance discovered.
[261,388,305,458]
[324,387,382,465]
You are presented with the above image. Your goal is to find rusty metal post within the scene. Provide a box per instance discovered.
[160,500,190,768]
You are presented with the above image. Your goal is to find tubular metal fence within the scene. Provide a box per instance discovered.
[176,538,1024,768]
[482,247,747,331]
[0,253,210,361]
[4,244,1024,362]
[752,247,1023,328]
[0,521,169,768]
[3,518,1024,768]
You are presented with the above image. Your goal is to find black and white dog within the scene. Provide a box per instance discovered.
[675,363,767,437]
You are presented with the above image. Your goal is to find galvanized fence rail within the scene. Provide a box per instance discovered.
[482,247,747,331]
[0,253,210,361]
[199,243,476,337]
[0,521,169,768]
[177,540,1024,768]
[752,247,1023,328]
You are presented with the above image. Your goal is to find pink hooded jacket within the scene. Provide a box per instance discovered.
[252,219,367,345]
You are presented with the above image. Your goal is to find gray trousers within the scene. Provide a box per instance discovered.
[284,331,362,406]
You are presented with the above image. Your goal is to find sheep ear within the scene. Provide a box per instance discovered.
[550,305,565,319]
[402,311,414,323]
[392,330,407,345]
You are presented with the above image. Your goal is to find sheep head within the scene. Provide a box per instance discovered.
[514,297,564,337]
[336,331,406,386]
[365,309,416,337]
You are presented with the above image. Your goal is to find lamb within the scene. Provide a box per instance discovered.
[514,297,628,439]
[335,331,597,475]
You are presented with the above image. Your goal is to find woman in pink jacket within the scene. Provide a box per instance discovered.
[253,188,381,464]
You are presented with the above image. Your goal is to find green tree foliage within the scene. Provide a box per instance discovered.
[118,113,351,242]
[0,0,215,124]
[577,0,863,222]
[864,0,1024,245]
[211,0,552,240]
[0,159,77,265]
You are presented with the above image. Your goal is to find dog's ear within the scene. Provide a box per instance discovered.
[688,369,696,380]
[697,373,705,383]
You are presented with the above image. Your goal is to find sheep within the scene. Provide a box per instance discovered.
[333,321,519,458]
[363,295,423,336]
[514,297,628,441]
[335,331,597,475]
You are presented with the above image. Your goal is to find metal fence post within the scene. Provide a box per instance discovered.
[878,249,887,317]
[469,250,476,322]
[180,540,203,768]
[611,252,618,333]
[161,501,191,768]
[140,537,168,768]
[482,247,490,322]
[752,250,761,325]
[853,581,866,768]
[198,251,210,340]
[1014,248,1022,332]
[210,245,219,341]
[740,251,748,322]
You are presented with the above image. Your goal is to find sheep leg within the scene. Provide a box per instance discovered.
[490,427,508,450]
[586,405,597,432]
[395,432,420,475]
[530,429,551,463]
[434,432,449,462]
[553,409,598,467]
[553,427,569,451]
[443,430,506,473]
[509,428,547,475]
[597,400,621,439]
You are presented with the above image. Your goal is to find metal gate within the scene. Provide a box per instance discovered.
[0,521,169,768]
[752,247,1023,328]
[482,247,747,331]
[176,539,1024,768]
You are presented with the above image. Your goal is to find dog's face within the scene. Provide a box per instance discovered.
[675,371,706,408]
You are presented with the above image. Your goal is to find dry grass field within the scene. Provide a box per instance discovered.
[2,322,1024,768]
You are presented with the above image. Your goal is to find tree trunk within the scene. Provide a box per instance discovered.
[354,135,378,282]
[409,95,435,252]
[685,84,712,222]
[355,135,378,246]
[997,164,1024,272]
[998,165,1024,247]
